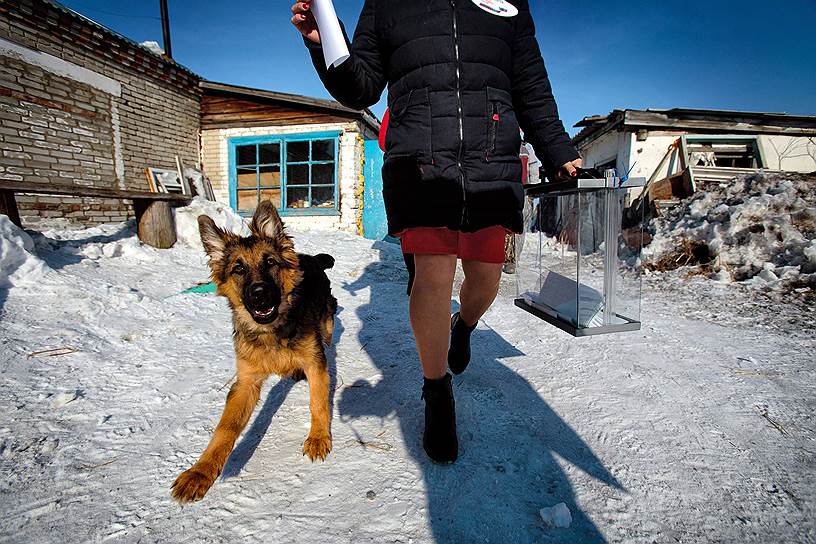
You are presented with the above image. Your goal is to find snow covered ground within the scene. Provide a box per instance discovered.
[0,202,814,543]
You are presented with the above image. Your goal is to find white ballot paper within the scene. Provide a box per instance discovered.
[525,271,605,328]
[311,0,350,69]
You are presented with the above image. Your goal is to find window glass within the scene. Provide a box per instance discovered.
[236,189,257,212]
[259,143,280,165]
[259,165,280,187]
[287,141,310,163]
[312,139,334,161]
[237,167,257,189]
[233,137,338,214]
[259,188,282,208]
[312,163,334,185]
[312,186,335,208]
[237,145,256,166]
[287,164,309,185]
[286,187,310,209]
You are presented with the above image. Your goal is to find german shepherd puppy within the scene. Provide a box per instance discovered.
[171,200,337,503]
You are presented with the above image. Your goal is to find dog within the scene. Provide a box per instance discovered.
[171,200,338,503]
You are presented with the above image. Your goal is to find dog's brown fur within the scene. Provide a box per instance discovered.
[171,201,337,503]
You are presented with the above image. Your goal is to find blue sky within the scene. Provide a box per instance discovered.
[61,0,815,134]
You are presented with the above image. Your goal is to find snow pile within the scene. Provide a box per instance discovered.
[0,215,51,287]
[139,40,164,56]
[173,197,250,248]
[34,222,156,263]
[644,172,816,287]
[539,503,572,528]
[78,236,157,262]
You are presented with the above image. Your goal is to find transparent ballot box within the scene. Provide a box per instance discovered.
[514,171,646,336]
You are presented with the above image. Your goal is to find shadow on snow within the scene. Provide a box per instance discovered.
[219,239,622,543]
[338,241,623,544]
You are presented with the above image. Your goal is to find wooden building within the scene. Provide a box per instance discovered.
[199,81,380,231]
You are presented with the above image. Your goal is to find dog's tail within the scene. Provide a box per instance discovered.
[314,253,335,270]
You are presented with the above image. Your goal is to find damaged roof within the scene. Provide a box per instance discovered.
[574,108,816,147]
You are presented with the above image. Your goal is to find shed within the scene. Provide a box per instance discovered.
[199,81,380,232]
[572,109,816,207]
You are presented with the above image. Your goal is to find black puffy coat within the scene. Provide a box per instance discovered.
[304,0,579,235]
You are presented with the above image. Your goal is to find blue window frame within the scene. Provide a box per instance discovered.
[228,131,340,216]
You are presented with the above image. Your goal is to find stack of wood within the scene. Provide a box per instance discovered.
[647,168,695,217]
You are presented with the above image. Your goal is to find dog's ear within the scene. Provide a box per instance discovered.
[250,200,283,238]
[251,200,293,249]
[198,215,229,261]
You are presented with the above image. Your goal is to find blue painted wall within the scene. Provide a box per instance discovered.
[361,140,388,240]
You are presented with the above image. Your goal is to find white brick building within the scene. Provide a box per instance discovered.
[572,109,816,196]
[199,81,380,232]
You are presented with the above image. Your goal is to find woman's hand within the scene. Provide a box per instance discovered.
[559,158,583,178]
[291,1,320,44]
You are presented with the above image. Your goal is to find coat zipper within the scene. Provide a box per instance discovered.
[450,0,467,228]
[486,102,498,162]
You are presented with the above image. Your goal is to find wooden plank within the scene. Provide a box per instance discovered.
[200,82,360,114]
[624,110,816,136]
[648,170,695,202]
[201,115,351,130]
[648,176,675,201]
[0,181,192,202]
[201,95,355,128]
[202,110,347,124]
[0,190,22,227]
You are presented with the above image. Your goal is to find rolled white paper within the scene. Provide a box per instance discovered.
[310,0,350,69]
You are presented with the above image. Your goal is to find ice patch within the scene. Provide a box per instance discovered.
[539,502,572,528]
[0,215,51,287]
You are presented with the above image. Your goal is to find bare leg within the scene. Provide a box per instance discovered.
[410,254,457,379]
[459,260,503,326]
[171,370,267,502]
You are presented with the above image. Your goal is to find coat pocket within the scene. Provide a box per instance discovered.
[484,86,521,162]
[385,87,432,161]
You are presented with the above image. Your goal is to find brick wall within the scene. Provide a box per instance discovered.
[0,0,200,225]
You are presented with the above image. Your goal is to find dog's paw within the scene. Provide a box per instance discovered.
[171,466,216,503]
[302,434,332,462]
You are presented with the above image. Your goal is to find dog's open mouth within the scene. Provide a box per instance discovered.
[250,306,278,324]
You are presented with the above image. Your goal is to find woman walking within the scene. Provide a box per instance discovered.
[292,0,581,463]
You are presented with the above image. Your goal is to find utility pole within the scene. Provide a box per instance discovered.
[159,0,172,58]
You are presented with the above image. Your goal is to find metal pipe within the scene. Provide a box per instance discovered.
[160,0,172,58]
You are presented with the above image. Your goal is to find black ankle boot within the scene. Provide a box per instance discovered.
[422,373,458,463]
[447,312,477,375]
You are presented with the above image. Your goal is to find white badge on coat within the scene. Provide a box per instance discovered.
[471,0,518,17]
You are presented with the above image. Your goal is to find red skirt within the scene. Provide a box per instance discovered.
[398,226,510,264]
